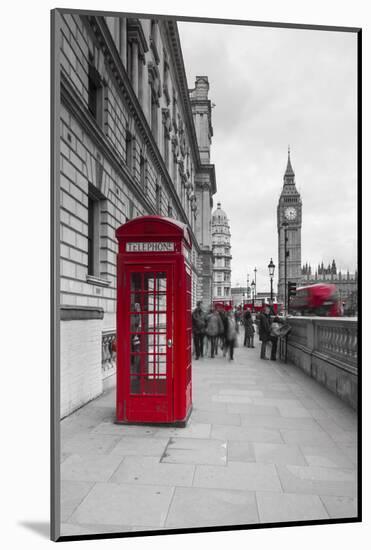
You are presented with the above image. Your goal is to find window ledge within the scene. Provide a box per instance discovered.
[86,275,111,287]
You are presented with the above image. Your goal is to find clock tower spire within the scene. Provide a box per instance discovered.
[277,148,302,306]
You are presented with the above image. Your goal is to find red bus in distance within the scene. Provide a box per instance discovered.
[290,283,343,317]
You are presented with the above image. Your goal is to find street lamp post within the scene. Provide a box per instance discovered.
[268,258,275,304]
[282,222,289,314]
[253,267,257,305]
[251,280,255,310]
[254,267,257,292]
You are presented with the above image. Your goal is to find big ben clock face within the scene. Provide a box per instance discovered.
[284,206,297,221]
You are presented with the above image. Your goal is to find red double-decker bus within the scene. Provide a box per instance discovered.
[242,301,283,315]
[212,300,233,311]
[290,283,343,317]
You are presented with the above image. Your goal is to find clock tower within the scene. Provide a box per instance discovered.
[277,148,302,305]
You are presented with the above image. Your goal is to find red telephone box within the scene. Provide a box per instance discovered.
[115,216,193,425]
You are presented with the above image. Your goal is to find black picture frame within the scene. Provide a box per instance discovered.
[51,7,361,543]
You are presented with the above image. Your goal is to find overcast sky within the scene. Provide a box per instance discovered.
[178,21,358,293]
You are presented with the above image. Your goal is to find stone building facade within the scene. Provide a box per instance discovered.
[211,203,232,303]
[54,12,216,417]
[277,149,302,304]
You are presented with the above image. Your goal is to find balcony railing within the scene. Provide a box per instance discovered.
[102,330,116,380]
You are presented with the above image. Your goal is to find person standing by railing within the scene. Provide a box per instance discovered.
[269,316,281,361]
[258,305,271,360]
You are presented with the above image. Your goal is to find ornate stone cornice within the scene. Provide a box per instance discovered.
[197,163,216,195]
[127,18,149,58]
[162,20,207,175]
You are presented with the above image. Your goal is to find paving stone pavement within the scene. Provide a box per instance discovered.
[60,334,358,536]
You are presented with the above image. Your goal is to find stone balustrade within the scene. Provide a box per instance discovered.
[102,330,116,389]
[283,317,358,409]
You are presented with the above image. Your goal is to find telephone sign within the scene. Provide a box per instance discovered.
[126,242,175,252]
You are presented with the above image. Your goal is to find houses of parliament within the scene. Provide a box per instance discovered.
[277,149,357,310]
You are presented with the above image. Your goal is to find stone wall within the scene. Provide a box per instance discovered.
[60,312,104,418]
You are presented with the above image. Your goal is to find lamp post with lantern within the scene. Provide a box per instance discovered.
[268,258,275,304]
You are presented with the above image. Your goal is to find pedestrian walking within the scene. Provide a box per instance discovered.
[234,307,240,333]
[206,307,224,358]
[258,305,271,360]
[218,308,228,356]
[269,316,281,361]
[225,310,238,360]
[192,301,206,359]
[243,309,255,348]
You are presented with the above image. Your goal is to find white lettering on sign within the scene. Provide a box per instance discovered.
[126,242,175,252]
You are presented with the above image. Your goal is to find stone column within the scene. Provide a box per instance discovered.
[202,185,210,246]
[120,18,127,68]
[131,41,139,95]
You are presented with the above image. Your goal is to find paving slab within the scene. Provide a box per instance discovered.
[253,443,307,466]
[211,424,283,444]
[320,495,358,518]
[62,433,122,455]
[213,395,253,404]
[251,397,306,408]
[191,409,241,426]
[69,482,174,527]
[278,407,313,418]
[209,381,257,388]
[61,453,124,482]
[161,437,227,466]
[165,487,259,528]
[256,491,329,523]
[227,403,281,416]
[217,389,264,397]
[110,437,169,457]
[154,422,211,439]
[280,428,334,446]
[327,409,358,429]
[276,464,357,497]
[91,421,159,437]
[193,401,229,412]
[308,408,335,420]
[193,462,282,492]
[110,456,195,486]
[61,409,113,440]
[61,480,94,522]
[240,415,320,430]
[88,392,115,408]
[300,445,355,469]
[333,443,357,466]
[227,441,255,462]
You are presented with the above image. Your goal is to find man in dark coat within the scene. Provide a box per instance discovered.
[192,301,206,359]
[243,309,255,348]
[258,305,271,360]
